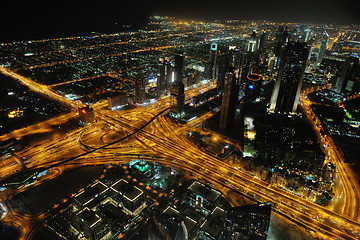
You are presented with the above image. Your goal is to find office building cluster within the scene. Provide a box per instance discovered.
[39,161,271,240]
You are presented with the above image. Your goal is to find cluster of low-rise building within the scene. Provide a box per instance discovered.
[40,160,272,240]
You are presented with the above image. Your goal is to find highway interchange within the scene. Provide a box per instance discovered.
[1,64,360,239]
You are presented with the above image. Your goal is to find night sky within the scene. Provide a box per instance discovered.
[1,0,359,43]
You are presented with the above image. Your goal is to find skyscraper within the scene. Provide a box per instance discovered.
[317,31,329,62]
[274,27,289,67]
[208,42,218,80]
[247,31,257,53]
[217,47,238,89]
[135,70,145,103]
[304,28,311,42]
[269,41,309,114]
[225,203,271,240]
[219,69,239,130]
[157,57,171,92]
[174,53,184,84]
[170,81,185,116]
[245,73,263,101]
[257,32,267,59]
[334,56,360,95]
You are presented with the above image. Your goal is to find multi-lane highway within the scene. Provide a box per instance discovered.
[1,65,360,240]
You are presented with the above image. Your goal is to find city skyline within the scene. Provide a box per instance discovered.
[0,15,360,240]
[2,0,360,43]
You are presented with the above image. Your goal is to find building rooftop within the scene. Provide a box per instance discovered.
[163,206,197,232]
[75,181,108,206]
[247,73,262,82]
[76,207,102,229]
[200,206,227,237]
[111,179,143,202]
[188,181,221,203]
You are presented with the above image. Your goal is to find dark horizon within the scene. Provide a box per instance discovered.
[1,0,359,43]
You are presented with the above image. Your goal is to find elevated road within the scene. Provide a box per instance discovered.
[1,65,360,239]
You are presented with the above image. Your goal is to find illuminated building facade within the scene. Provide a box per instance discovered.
[247,31,257,53]
[334,56,360,95]
[217,46,240,89]
[219,69,239,130]
[74,208,109,240]
[110,179,145,213]
[226,203,271,240]
[244,73,263,101]
[107,94,128,110]
[135,70,146,103]
[186,181,222,215]
[274,27,289,67]
[170,81,185,116]
[317,31,329,62]
[78,105,95,125]
[174,53,184,84]
[208,42,218,80]
[157,57,172,92]
[269,41,309,114]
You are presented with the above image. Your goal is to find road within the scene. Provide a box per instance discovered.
[301,87,360,222]
[0,67,360,239]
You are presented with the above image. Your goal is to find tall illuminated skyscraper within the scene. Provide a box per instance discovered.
[274,27,289,67]
[245,73,263,101]
[157,57,171,91]
[304,28,311,42]
[219,69,239,130]
[135,70,145,103]
[170,81,185,116]
[247,31,257,53]
[208,42,218,80]
[317,30,329,62]
[269,41,309,114]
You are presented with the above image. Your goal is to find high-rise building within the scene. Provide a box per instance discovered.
[78,105,95,125]
[258,32,266,53]
[135,70,145,103]
[225,203,271,240]
[208,42,218,80]
[170,81,185,116]
[304,28,311,42]
[174,53,184,84]
[247,31,257,53]
[274,27,289,67]
[317,31,329,62]
[245,73,263,101]
[256,32,267,63]
[334,56,360,95]
[107,94,128,110]
[269,41,309,114]
[175,221,189,240]
[219,69,239,130]
[157,57,172,92]
[217,51,235,89]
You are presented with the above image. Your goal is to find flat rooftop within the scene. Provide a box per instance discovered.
[111,179,143,202]
[75,181,108,206]
[200,206,227,237]
[76,207,101,229]
[163,206,197,232]
[188,181,221,203]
